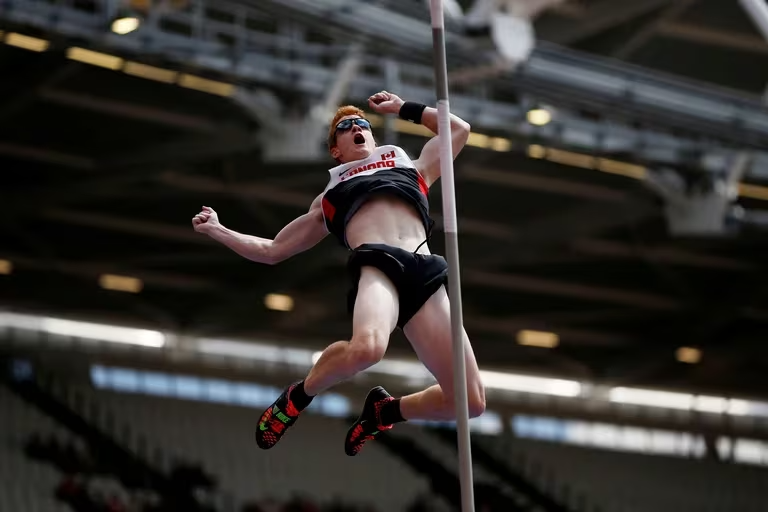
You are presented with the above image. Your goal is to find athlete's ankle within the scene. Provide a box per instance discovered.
[289,380,315,411]
[378,397,406,426]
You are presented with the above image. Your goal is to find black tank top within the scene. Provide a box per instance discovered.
[320,145,433,248]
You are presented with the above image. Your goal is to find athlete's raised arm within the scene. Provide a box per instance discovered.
[192,194,328,265]
[367,90,470,188]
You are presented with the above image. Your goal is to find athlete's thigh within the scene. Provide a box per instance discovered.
[352,265,400,338]
[402,286,482,395]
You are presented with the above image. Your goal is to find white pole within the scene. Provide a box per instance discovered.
[428,1,476,511]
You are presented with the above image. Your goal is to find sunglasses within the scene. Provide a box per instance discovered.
[335,118,372,132]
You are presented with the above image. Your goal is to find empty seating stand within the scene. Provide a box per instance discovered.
[485,435,768,512]
[0,386,73,512]
[86,389,432,511]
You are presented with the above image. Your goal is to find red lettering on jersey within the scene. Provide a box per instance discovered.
[322,197,336,222]
[381,150,395,161]
[341,160,396,181]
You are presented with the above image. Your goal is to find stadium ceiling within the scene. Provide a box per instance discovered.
[1,0,768,402]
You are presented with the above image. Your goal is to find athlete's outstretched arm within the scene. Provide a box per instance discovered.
[192,194,328,265]
[412,106,470,187]
[367,90,470,188]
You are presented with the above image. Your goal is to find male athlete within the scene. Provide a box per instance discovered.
[192,91,486,456]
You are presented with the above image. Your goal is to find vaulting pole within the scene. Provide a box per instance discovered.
[428,2,476,511]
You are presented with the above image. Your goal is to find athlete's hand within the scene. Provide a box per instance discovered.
[368,90,404,115]
[192,206,220,234]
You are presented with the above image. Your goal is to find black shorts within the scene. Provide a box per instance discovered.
[347,243,449,329]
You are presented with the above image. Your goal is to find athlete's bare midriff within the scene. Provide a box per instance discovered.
[344,194,431,254]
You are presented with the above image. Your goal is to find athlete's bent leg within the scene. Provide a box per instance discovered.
[255,266,399,450]
[343,285,485,456]
[303,266,399,395]
[399,286,486,421]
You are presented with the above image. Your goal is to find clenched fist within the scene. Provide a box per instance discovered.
[367,90,404,115]
[192,206,220,234]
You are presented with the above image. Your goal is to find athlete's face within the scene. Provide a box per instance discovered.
[330,115,376,163]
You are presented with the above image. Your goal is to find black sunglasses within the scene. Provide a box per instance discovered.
[335,118,372,132]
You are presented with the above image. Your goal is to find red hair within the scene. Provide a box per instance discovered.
[327,105,367,150]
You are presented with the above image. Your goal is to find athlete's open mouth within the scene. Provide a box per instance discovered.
[354,133,365,144]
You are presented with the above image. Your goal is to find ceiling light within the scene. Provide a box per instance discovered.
[676,346,702,364]
[99,274,143,293]
[527,108,552,126]
[517,329,559,348]
[112,16,140,35]
[527,144,547,159]
[5,33,49,52]
[264,293,294,312]
[66,47,124,70]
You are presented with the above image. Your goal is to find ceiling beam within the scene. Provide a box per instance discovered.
[102,131,259,168]
[536,0,674,45]
[0,142,94,170]
[459,167,630,203]
[29,206,687,311]
[611,0,697,60]
[572,239,756,272]
[39,208,214,246]
[504,308,646,328]
[159,172,518,241]
[465,314,636,347]
[37,88,221,132]
[1,252,223,292]
[33,168,748,272]
[0,61,79,123]
[656,21,768,55]
[464,269,682,310]
[474,199,658,268]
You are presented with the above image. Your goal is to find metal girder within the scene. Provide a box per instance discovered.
[571,239,756,272]
[159,172,520,243]
[657,21,768,55]
[38,88,220,132]
[162,174,755,273]
[464,269,682,311]
[0,61,79,123]
[460,166,631,203]
[102,131,259,168]
[5,0,768,172]
[39,208,214,246]
[503,308,647,328]
[1,252,223,292]
[465,314,636,347]
[535,0,675,45]
[2,133,753,273]
[0,143,94,170]
[474,200,659,269]
[29,203,687,311]
[611,0,697,60]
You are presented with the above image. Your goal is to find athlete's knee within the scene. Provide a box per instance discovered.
[467,380,486,418]
[349,329,388,370]
[440,379,485,418]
